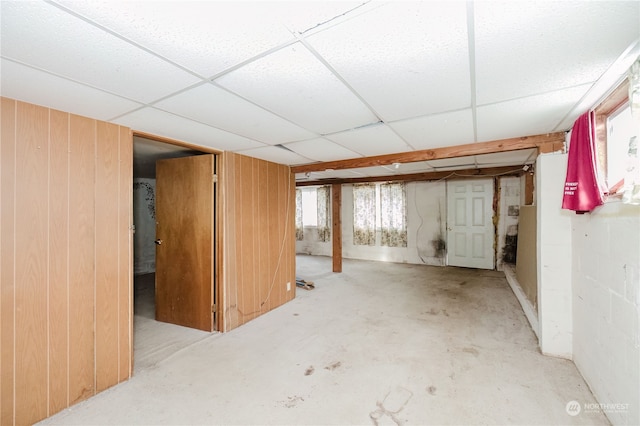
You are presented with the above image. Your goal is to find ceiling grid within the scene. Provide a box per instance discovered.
[1,0,638,181]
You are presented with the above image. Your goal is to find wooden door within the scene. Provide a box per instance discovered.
[155,154,215,331]
[446,179,494,269]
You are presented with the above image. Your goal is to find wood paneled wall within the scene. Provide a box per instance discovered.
[0,98,133,425]
[219,152,295,331]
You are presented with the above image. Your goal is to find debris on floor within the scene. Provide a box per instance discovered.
[296,277,315,290]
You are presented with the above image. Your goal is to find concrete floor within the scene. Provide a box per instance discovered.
[39,255,608,425]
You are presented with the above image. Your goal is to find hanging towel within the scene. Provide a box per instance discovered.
[562,111,606,213]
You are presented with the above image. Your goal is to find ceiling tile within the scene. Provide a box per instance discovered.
[215,42,378,134]
[475,149,537,165]
[238,146,313,165]
[325,123,413,156]
[426,155,477,169]
[389,109,475,150]
[296,169,364,181]
[390,161,435,174]
[476,84,590,142]
[114,107,266,152]
[307,1,471,121]
[0,59,142,121]
[1,1,200,103]
[154,84,316,144]
[433,164,482,172]
[284,138,362,162]
[474,1,640,104]
[54,1,297,78]
[349,166,397,177]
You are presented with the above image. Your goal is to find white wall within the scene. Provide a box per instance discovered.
[536,153,573,358]
[297,226,332,257]
[295,181,447,266]
[572,201,640,425]
[133,178,156,275]
[297,179,521,268]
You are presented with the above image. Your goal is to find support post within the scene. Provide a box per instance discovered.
[332,183,342,273]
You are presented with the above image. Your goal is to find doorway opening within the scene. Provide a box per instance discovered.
[132,134,218,372]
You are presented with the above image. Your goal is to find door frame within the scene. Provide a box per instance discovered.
[132,131,223,333]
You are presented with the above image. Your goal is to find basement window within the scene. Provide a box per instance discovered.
[594,80,640,195]
[605,104,639,192]
[296,186,331,242]
[353,182,407,247]
[301,188,318,227]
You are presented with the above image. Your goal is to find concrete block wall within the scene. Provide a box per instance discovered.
[572,201,640,425]
[536,153,573,358]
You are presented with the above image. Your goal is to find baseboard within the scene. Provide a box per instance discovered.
[503,264,539,339]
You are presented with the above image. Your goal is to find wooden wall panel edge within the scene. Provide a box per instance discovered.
[48,108,70,415]
[116,126,136,379]
[67,114,96,406]
[215,154,223,332]
[1,97,17,426]
[14,101,49,425]
[95,122,120,392]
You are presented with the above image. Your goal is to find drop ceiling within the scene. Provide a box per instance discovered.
[2,1,639,182]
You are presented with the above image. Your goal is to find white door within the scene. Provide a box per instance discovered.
[446,179,494,269]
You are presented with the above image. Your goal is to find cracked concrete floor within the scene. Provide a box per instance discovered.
[39,255,608,425]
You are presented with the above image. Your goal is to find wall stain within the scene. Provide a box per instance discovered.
[133,181,155,219]
[502,224,518,264]
[431,237,446,258]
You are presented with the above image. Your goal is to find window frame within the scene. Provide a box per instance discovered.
[594,79,630,195]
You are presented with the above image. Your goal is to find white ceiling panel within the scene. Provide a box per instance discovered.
[474,1,640,105]
[389,109,475,150]
[435,164,485,172]
[307,1,471,121]
[216,43,378,134]
[0,59,142,121]
[1,1,200,104]
[476,84,591,142]
[475,149,537,165]
[238,146,313,165]
[154,83,316,144]
[390,161,435,174]
[2,0,638,176]
[426,155,477,169]
[296,169,365,181]
[53,1,296,78]
[325,124,413,156]
[349,166,397,177]
[284,138,362,162]
[115,107,266,152]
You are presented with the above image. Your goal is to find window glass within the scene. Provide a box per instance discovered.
[606,104,639,188]
[301,188,317,227]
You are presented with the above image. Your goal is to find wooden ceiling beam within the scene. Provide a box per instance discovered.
[296,165,526,187]
[291,132,565,174]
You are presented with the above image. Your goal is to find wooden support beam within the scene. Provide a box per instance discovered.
[524,171,534,205]
[331,183,342,273]
[297,165,525,187]
[291,132,565,174]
